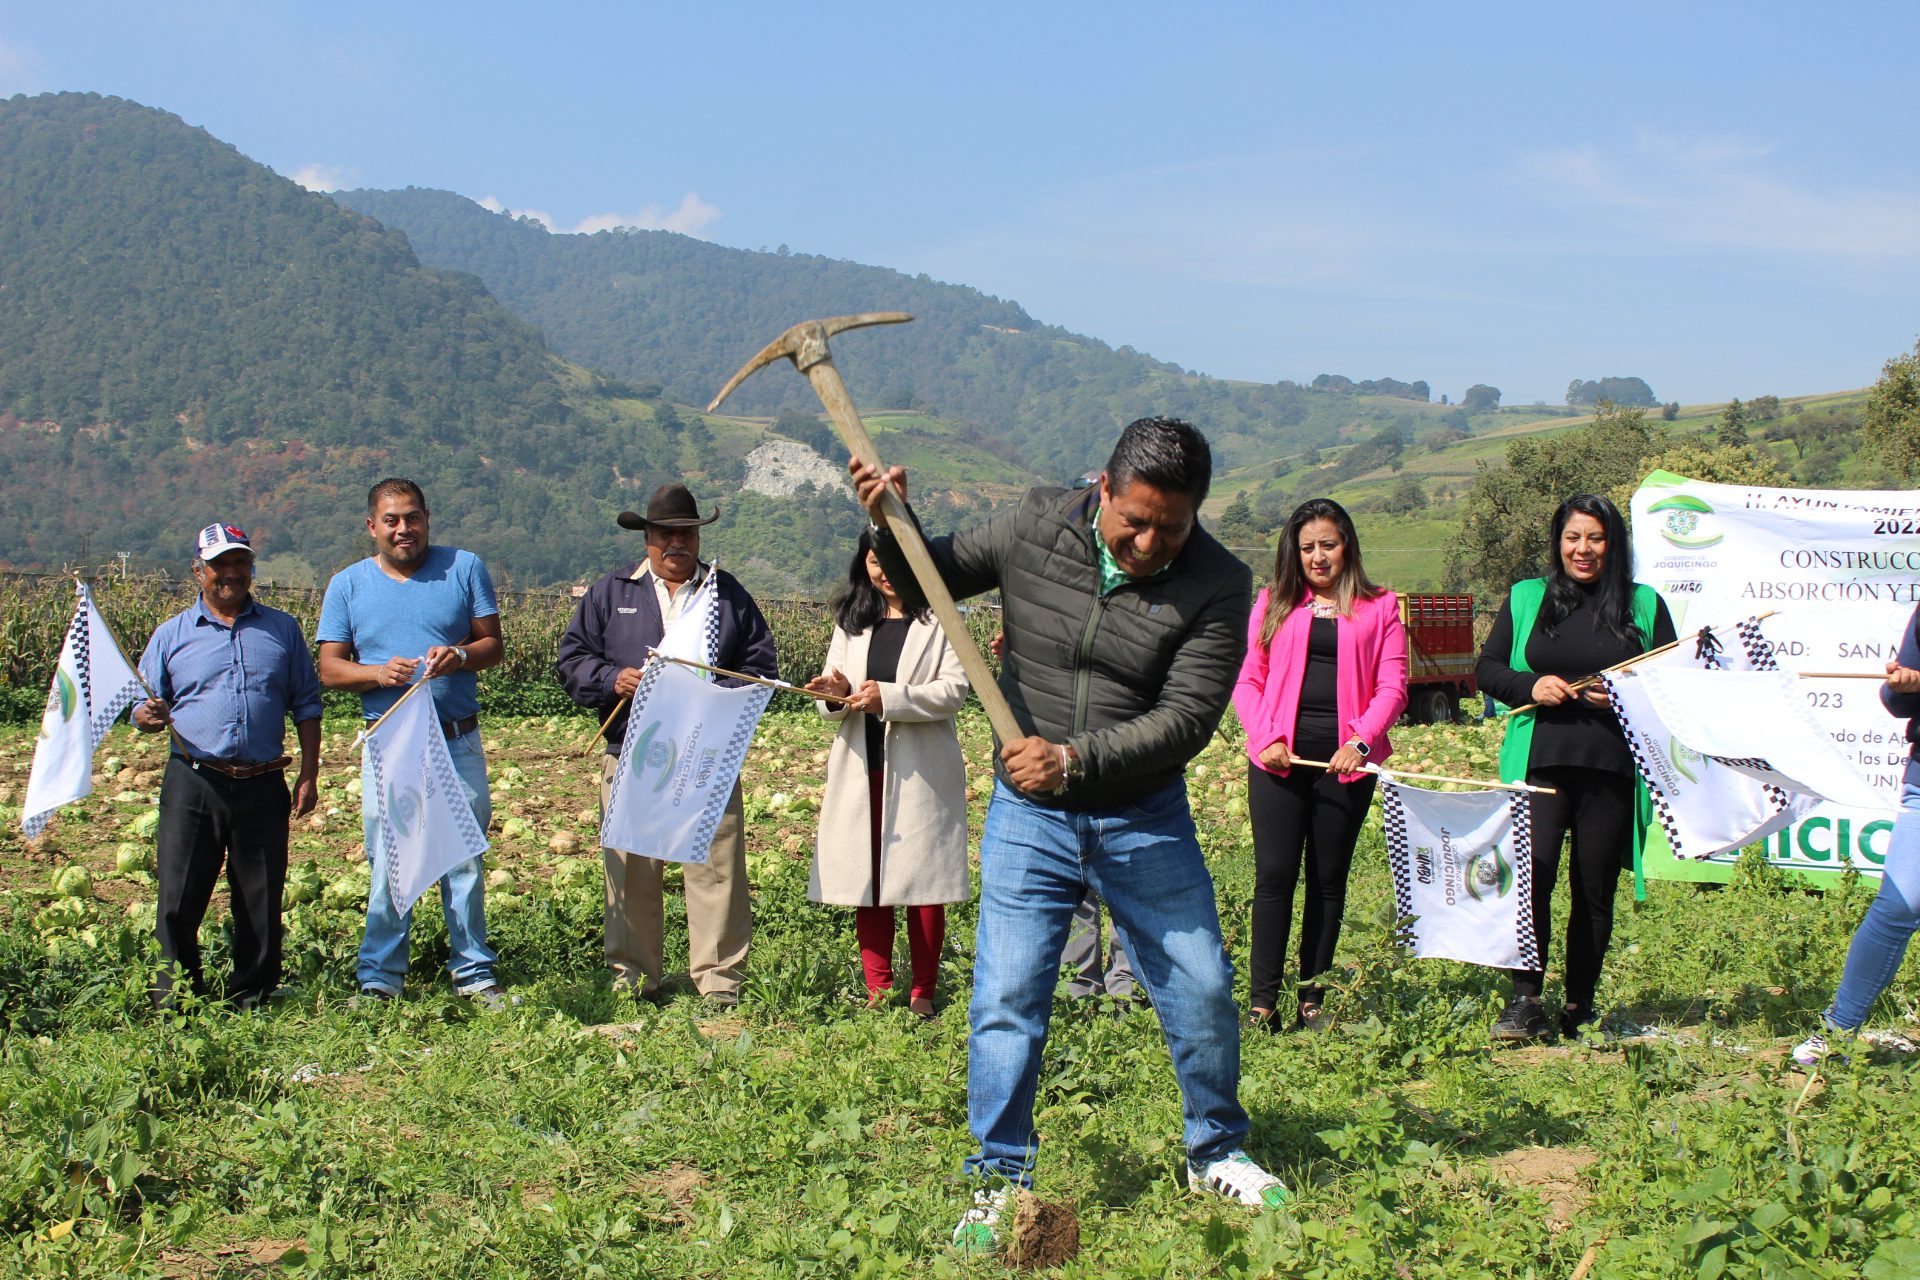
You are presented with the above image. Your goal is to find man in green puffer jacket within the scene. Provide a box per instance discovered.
[855,417,1289,1252]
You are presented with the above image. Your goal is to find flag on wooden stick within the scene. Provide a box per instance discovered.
[22,583,145,837]
[1381,779,1540,971]
[360,678,489,917]
[1607,659,1884,860]
[601,660,773,865]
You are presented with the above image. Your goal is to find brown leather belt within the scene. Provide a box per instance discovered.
[175,753,292,780]
[443,714,479,740]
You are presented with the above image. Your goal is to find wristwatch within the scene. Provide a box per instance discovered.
[1348,737,1370,758]
[452,646,470,668]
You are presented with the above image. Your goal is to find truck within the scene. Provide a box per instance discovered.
[1401,593,1477,723]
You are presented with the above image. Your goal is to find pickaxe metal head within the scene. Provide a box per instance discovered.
[706,312,912,412]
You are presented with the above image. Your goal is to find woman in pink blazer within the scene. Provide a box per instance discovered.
[1232,499,1408,1032]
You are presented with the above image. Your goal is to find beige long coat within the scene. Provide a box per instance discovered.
[809,617,972,907]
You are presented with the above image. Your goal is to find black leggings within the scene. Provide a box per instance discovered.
[1245,742,1377,1011]
[1511,765,1634,1009]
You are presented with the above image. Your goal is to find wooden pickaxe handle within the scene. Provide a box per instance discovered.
[709,315,1025,745]
[799,360,1025,744]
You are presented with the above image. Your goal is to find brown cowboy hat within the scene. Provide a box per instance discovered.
[616,482,720,530]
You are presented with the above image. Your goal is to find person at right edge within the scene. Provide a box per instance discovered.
[1791,602,1920,1071]
[852,417,1288,1255]
[1475,493,1675,1042]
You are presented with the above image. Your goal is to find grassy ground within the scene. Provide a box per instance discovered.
[1,711,1917,1277]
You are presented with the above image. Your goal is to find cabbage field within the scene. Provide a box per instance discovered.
[1,708,1918,1278]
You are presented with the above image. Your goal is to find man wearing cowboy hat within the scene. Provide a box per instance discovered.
[557,482,778,1005]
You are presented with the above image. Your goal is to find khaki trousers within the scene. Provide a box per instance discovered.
[599,754,750,997]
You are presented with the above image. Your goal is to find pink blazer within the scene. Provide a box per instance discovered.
[1232,587,1409,779]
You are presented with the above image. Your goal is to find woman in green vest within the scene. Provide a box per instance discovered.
[1474,494,1676,1041]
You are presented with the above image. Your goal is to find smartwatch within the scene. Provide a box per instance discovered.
[1348,738,1370,758]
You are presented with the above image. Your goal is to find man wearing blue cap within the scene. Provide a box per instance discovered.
[133,520,323,1009]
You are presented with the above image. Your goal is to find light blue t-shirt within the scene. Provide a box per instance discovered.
[317,545,499,721]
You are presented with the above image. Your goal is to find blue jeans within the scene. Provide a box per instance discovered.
[964,780,1248,1188]
[357,730,498,995]
[1824,781,1920,1031]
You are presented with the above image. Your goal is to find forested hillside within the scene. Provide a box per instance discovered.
[0,93,906,590]
[332,187,1468,479]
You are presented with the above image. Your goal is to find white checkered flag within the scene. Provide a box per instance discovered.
[1607,656,1884,860]
[359,675,490,917]
[22,582,146,837]
[653,559,722,675]
[1382,779,1540,971]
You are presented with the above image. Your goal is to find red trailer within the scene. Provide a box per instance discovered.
[1400,593,1477,723]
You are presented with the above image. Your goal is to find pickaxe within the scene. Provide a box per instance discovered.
[708,313,1024,744]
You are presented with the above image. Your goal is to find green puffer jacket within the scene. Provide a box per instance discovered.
[875,485,1252,811]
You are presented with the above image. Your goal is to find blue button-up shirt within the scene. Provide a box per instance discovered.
[137,597,324,764]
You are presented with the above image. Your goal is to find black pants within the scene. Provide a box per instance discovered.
[154,755,292,1007]
[1245,739,1377,1010]
[1510,764,1634,1009]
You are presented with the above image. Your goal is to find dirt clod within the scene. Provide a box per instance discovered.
[1005,1190,1079,1269]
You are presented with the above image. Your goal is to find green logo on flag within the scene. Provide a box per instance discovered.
[1464,844,1514,900]
[388,782,422,838]
[1669,736,1707,784]
[39,668,77,740]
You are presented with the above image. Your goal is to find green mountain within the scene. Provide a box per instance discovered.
[0,92,898,590]
[331,186,1464,481]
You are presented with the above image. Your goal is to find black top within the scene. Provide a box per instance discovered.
[1295,615,1342,746]
[863,617,911,765]
[1476,582,1678,774]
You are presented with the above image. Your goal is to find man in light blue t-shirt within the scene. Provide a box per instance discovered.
[317,478,513,1010]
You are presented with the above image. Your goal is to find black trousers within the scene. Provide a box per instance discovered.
[153,755,292,1007]
[1510,764,1634,1009]
[1245,737,1377,1011]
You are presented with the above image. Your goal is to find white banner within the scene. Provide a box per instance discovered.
[1381,780,1540,971]
[362,678,489,917]
[23,584,145,837]
[601,659,773,865]
[1632,472,1915,878]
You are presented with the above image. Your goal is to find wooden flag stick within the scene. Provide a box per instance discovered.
[1287,756,1558,796]
[1795,671,1891,679]
[648,650,857,703]
[359,673,434,741]
[1506,611,1779,716]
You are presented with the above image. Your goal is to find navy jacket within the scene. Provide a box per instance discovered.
[556,562,778,751]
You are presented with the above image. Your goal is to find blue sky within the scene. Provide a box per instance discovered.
[5,3,1917,406]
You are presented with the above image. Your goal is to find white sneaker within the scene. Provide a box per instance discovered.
[1791,1031,1847,1071]
[1189,1150,1290,1208]
[951,1187,1010,1252]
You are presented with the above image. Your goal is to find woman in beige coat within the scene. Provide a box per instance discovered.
[804,530,971,1015]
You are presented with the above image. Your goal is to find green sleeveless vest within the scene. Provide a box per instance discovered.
[1496,577,1662,899]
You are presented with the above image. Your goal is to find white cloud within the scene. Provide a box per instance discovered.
[1521,130,1920,259]
[291,162,353,192]
[573,192,722,237]
[477,192,721,238]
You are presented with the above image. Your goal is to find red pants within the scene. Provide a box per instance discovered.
[857,766,946,999]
